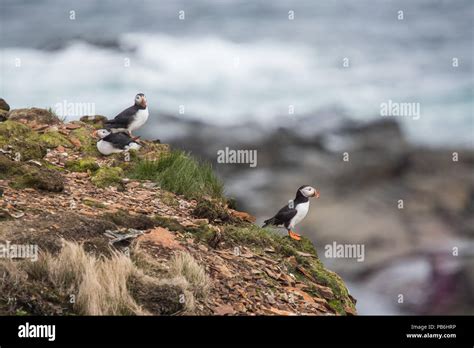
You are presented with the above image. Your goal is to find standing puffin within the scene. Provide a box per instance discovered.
[263,185,320,240]
[95,129,141,155]
[105,93,149,138]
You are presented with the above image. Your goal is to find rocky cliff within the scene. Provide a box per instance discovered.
[148,110,474,315]
[0,102,356,316]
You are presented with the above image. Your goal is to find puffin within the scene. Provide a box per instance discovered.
[95,129,141,155]
[104,93,149,138]
[262,185,320,240]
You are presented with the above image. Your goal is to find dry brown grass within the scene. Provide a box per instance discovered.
[0,259,27,290]
[169,251,210,298]
[24,241,144,315]
[1,240,210,315]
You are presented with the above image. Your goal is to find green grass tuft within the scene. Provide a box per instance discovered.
[220,225,317,257]
[128,150,224,200]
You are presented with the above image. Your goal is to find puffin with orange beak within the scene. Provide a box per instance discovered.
[263,185,320,240]
[104,93,149,139]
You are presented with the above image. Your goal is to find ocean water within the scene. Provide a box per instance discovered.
[0,0,472,147]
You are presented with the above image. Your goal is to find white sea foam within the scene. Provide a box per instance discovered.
[1,33,472,146]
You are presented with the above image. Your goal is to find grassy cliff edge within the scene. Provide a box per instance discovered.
[0,106,356,316]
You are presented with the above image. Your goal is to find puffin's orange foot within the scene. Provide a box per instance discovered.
[288,230,301,241]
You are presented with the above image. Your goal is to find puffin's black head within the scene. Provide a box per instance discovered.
[95,129,111,139]
[297,185,320,198]
[134,93,147,108]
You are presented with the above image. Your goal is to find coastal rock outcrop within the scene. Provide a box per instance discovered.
[0,103,356,316]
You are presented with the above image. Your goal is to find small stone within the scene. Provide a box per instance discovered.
[229,209,256,223]
[65,123,82,130]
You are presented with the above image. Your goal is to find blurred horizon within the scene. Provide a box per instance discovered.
[1,0,473,148]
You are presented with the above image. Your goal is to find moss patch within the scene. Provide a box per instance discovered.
[301,258,356,315]
[213,224,317,258]
[83,198,106,209]
[328,299,345,315]
[91,167,123,188]
[38,130,70,148]
[65,158,100,172]
[0,154,24,179]
[0,121,46,160]
[0,154,64,192]
[0,121,72,160]
[41,161,65,172]
[10,168,64,192]
[69,126,100,156]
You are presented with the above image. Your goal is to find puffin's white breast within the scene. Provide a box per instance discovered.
[128,108,149,132]
[290,201,310,228]
[97,140,124,155]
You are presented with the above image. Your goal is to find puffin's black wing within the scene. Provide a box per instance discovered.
[263,205,297,227]
[103,132,133,149]
[105,105,137,128]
